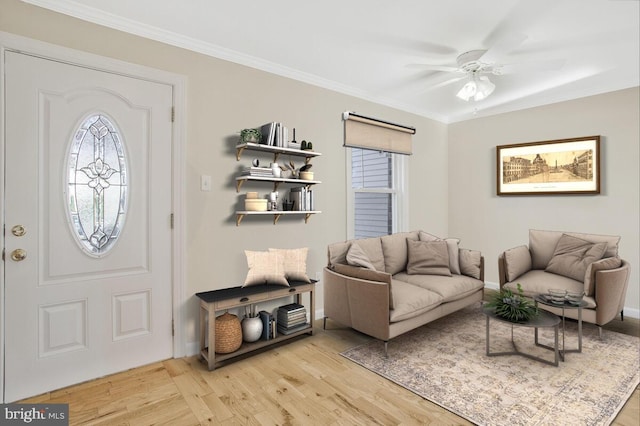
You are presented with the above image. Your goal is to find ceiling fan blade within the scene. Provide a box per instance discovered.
[498,58,566,75]
[406,64,460,73]
[426,75,467,91]
[481,0,559,63]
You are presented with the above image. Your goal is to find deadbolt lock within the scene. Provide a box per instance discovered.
[11,225,26,237]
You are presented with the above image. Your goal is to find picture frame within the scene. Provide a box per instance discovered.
[496,136,600,195]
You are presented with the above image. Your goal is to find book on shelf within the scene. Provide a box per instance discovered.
[259,310,273,340]
[260,122,276,146]
[240,166,273,177]
[278,303,305,314]
[277,322,310,335]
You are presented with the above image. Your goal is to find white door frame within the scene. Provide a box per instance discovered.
[0,31,187,402]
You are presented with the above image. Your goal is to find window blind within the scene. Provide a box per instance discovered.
[343,111,415,155]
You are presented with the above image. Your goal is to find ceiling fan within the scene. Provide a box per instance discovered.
[409,47,515,102]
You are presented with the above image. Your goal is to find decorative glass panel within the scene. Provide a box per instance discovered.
[67,114,128,256]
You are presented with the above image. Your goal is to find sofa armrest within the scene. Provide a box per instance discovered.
[594,260,630,326]
[323,267,392,341]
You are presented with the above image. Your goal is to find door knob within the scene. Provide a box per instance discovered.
[11,249,27,262]
[11,225,26,237]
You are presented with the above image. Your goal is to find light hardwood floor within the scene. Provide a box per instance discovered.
[22,294,639,425]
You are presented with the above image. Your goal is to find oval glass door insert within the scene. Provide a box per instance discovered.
[67,114,128,256]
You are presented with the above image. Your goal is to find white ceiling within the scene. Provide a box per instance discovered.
[24,0,640,123]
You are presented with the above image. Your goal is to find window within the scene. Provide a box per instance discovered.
[348,148,407,239]
[67,114,128,256]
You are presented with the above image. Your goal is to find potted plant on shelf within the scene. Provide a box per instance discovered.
[486,283,538,322]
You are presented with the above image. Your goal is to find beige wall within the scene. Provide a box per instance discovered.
[448,87,640,313]
[0,0,448,348]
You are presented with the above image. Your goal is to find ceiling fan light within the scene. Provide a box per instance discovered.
[473,76,495,101]
[456,80,477,101]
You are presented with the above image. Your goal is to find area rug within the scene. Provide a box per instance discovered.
[340,305,639,426]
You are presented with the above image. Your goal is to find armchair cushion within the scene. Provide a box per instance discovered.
[529,229,620,269]
[459,249,482,280]
[545,234,607,282]
[584,256,623,296]
[503,245,532,282]
[406,239,451,276]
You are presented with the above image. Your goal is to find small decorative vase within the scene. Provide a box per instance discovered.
[242,316,263,342]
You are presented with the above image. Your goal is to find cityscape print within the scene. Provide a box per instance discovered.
[502,149,594,184]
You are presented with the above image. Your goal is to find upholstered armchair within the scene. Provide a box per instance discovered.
[498,229,630,336]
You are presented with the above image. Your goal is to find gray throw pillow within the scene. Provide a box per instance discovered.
[503,245,532,281]
[583,256,622,296]
[545,234,607,282]
[406,239,451,276]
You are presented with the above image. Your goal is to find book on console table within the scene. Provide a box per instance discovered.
[277,322,310,335]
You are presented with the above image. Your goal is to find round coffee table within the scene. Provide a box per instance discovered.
[483,305,560,367]
[534,294,587,361]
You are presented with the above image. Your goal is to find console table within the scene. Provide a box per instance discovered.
[196,280,315,370]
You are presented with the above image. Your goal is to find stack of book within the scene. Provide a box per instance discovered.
[240,166,273,177]
[277,303,310,335]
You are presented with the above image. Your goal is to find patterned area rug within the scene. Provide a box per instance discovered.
[341,305,639,426]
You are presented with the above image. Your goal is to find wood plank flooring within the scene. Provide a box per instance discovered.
[22,296,639,425]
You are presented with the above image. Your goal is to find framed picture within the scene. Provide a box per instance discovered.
[497,136,600,195]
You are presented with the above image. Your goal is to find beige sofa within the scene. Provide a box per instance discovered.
[323,231,485,355]
[498,229,630,335]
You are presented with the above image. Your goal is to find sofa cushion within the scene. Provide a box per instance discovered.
[584,256,623,296]
[268,247,311,282]
[529,229,620,269]
[419,231,461,274]
[243,250,289,287]
[333,263,394,309]
[346,243,376,270]
[389,280,443,323]
[327,240,351,267]
[504,270,583,298]
[394,272,484,303]
[354,237,386,271]
[503,245,532,282]
[381,231,419,275]
[545,234,607,282]
[459,249,482,280]
[406,239,451,276]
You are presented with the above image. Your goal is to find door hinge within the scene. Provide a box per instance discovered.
[170,213,174,229]
[172,319,175,337]
[171,106,175,123]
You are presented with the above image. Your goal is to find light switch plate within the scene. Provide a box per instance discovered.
[201,175,211,191]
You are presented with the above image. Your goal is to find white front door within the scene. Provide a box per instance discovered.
[4,51,174,402]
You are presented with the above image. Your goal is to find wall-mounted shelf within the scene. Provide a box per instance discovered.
[235,176,321,192]
[236,210,321,226]
[236,142,321,163]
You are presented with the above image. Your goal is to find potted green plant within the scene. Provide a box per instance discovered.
[240,128,262,143]
[486,283,538,322]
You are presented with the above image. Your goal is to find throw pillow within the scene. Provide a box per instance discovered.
[503,245,532,282]
[268,248,311,283]
[243,250,289,287]
[418,231,461,274]
[459,249,482,280]
[333,263,394,309]
[346,243,376,270]
[406,239,452,276]
[545,234,607,282]
[584,256,623,296]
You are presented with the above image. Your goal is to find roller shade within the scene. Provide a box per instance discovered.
[343,111,415,155]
